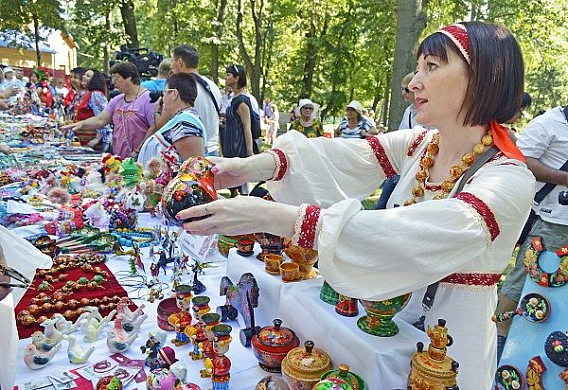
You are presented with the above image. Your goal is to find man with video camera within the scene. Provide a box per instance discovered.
[496,105,568,361]
[154,44,222,156]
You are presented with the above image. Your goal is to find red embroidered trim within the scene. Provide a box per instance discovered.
[424,183,442,192]
[407,130,428,157]
[269,149,288,181]
[366,137,396,178]
[437,24,470,64]
[455,192,500,241]
[296,205,322,249]
[441,272,501,286]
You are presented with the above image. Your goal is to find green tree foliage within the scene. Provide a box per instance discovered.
[0,0,64,64]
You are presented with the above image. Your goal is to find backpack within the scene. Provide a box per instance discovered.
[250,106,261,140]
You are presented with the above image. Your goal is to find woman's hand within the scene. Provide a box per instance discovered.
[178,196,297,238]
[61,121,82,132]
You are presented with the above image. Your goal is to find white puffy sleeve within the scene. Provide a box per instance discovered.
[266,129,417,207]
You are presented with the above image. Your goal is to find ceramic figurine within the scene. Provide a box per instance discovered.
[170,359,188,383]
[106,327,139,353]
[124,186,145,211]
[24,343,61,370]
[191,259,207,294]
[408,319,459,390]
[199,312,222,366]
[251,319,300,373]
[80,309,117,343]
[111,313,144,340]
[85,201,110,229]
[53,312,85,334]
[64,335,95,364]
[161,156,217,226]
[312,378,352,389]
[96,376,123,390]
[185,296,211,360]
[116,297,146,323]
[141,329,167,369]
[122,311,148,333]
[357,293,412,337]
[31,330,63,352]
[217,273,261,347]
[209,324,233,390]
[39,317,65,344]
[168,285,193,346]
[281,341,332,390]
[157,346,178,369]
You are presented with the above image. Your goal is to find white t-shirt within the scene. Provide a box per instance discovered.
[398,104,417,130]
[193,74,222,155]
[55,86,69,98]
[517,106,568,225]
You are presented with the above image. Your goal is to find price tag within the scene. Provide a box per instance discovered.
[179,231,216,262]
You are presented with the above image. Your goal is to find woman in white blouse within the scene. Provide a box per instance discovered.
[177,22,535,389]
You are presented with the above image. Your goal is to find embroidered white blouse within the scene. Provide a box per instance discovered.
[266,128,536,390]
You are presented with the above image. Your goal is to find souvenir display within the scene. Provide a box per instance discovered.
[210,324,233,390]
[24,342,62,369]
[96,376,124,390]
[185,296,211,360]
[141,329,168,370]
[335,295,359,317]
[312,378,352,390]
[109,206,137,230]
[408,319,459,390]
[217,273,261,347]
[285,245,319,280]
[106,325,139,353]
[280,262,300,282]
[255,376,290,390]
[492,292,551,323]
[544,331,568,367]
[255,232,286,261]
[357,293,412,337]
[217,235,245,257]
[119,157,142,188]
[237,237,255,256]
[64,335,96,364]
[81,309,116,343]
[495,365,524,390]
[319,281,339,306]
[524,236,568,287]
[526,356,546,390]
[157,298,178,331]
[320,364,366,390]
[161,156,217,226]
[281,340,333,390]
[200,312,222,365]
[252,319,300,373]
[168,284,193,346]
[157,346,178,369]
[147,368,178,390]
[264,253,284,275]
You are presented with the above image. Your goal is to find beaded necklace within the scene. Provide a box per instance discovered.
[405,130,493,206]
[111,228,158,248]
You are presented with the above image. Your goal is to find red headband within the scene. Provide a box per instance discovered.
[436,24,470,64]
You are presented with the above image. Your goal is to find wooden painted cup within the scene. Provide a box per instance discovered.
[280,262,300,282]
[265,253,284,275]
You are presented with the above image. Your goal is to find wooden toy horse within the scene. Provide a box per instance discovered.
[216,273,260,347]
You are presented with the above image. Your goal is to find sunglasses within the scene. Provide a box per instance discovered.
[401,87,410,94]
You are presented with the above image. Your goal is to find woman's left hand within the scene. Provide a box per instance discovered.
[178,196,298,238]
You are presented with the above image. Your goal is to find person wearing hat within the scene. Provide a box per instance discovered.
[334,100,378,139]
[289,98,323,138]
[0,67,25,105]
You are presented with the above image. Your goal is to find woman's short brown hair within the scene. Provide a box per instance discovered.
[417,21,524,126]
[109,62,140,85]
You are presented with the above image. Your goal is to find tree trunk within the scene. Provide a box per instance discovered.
[260,19,274,102]
[236,0,255,92]
[250,0,264,100]
[33,13,42,66]
[119,0,139,48]
[210,0,228,84]
[381,71,391,125]
[103,11,111,74]
[301,7,317,98]
[387,0,427,131]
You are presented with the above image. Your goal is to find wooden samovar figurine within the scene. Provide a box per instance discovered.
[408,318,459,390]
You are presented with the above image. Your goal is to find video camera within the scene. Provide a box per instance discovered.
[110,45,164,80]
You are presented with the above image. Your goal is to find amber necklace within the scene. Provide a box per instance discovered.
[404,130,493,206]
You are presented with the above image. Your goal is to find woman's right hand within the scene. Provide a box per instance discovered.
[208,156,252,190]
[61,122,82,132]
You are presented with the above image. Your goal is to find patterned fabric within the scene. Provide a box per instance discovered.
[89,91,112,146]
[290,119,324,138]
[337,118,373,139]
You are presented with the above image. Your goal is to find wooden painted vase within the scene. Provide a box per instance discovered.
[255,232,286,261]
[251,319,300,373]
[285,245,319,280]
[357,293,411,337]
[281,341,332,390]
[320,364,366,390]
[408,319,459,390]
[161,156,217,226]
[320,281,339,306]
